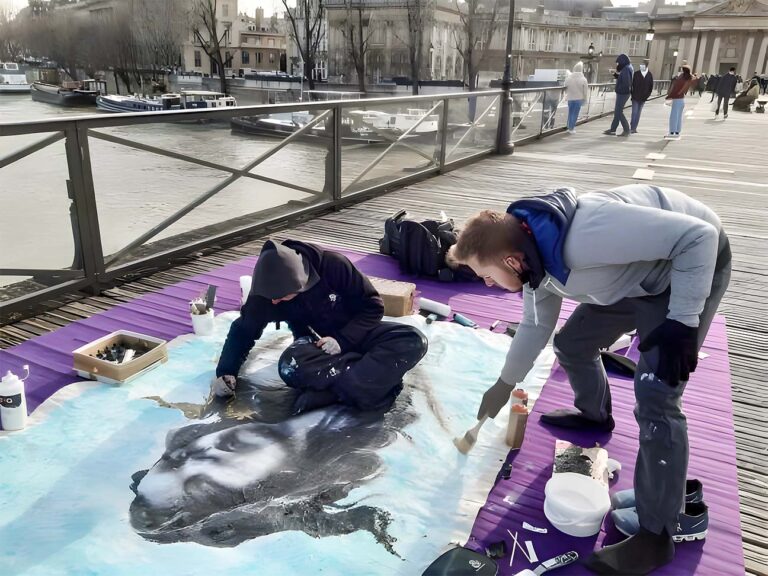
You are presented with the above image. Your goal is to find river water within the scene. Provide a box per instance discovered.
[0,89,493,291]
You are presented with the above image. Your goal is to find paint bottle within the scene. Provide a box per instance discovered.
[506,389,529,449]
[0,366,29,431]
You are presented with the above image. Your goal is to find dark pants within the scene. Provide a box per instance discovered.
[630,100,645,131]
[553,233,731,535]
[610,93,630,133]
[715,95,730,116]
[278,322,428,411]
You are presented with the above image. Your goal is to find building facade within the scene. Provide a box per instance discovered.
[648,0,768,80]
[181,1,288,76]
[324,0,464,85]
[284,0,329,81]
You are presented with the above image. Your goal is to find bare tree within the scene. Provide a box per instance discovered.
[0,9,23,61]
[392,0,433,95]
[452,0,500,91]
[191,0,230,94]
[282,0,326,91]
[339,0,376,93]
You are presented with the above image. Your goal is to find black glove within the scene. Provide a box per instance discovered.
[477,378,514,419]
[638,319,699,387]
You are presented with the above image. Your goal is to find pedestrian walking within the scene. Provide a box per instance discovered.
[665,64,696,139]
[707,74,720,102]
[630,59,654,133]
[564,61,589,134]
[714,67,738,119]
[603,54,633,137]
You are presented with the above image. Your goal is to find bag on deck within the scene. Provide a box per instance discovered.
[379,210,476,282]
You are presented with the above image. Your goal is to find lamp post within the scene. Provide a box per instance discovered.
[495,0,516,155]
[584,43,602,83]
[645,27,654,59]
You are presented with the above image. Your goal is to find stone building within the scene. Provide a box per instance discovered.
[648,0,768,79]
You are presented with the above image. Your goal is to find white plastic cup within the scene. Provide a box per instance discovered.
[191,309,215,336]
[239,275,252,305]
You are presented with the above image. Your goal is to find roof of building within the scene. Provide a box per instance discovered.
[696,0,768,16]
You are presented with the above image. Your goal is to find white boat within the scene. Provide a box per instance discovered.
[96,90,236,113]
[348,108,440,135]
[0,62,31,94]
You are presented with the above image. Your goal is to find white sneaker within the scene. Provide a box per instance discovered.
[567,129,575,134]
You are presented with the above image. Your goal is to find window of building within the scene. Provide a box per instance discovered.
[225,51,232,66]
[255,37,261,46]
[544,29,555,51]
[527,28,537,51]
[563,31,572,52]
[257,52,263,64]
[222,3,229,17]
[242,50,250,64]
[268,38,275,47]
[269,52,275,64]
[606,33,619,53]
[194,50,201,67]
[628,33,641,54]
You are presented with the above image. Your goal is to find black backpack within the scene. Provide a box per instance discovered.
[379,210,476,282]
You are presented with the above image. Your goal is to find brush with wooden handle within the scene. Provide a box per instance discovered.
[453,415,489,454]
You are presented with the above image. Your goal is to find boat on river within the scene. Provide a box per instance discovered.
[0,62,31,94]
[230,111,385,145]
[30,79,107,107]
[96,90,237,113]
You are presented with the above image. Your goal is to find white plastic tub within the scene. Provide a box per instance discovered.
[544,472,611,537]
[191,309,215,336]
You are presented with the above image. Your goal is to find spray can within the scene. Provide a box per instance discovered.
[505,388,529,449]
[0,366,29,431]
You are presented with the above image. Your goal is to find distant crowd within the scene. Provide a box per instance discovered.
[560,53,766,140]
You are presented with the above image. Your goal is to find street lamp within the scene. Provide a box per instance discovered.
[645,27,655,59]
[588,43,595,56]
[673,50,678,57]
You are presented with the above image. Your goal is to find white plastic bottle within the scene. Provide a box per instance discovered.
[0,366,29,431]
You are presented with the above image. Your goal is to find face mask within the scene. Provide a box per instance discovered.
[640,65,647,72]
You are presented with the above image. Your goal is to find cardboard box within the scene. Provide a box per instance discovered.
[369,277,416,317]
[73,330,168,384]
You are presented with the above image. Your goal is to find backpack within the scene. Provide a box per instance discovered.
[379,210,476,282]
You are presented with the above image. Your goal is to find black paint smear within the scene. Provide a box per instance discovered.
[130,361,418,554]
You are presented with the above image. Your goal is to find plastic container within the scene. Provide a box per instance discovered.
[544,472,611,537]
[0,367,28,431]
[73,331,168,385]
[191,309,215,336]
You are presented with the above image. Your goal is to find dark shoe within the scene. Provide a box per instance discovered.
[540,408,615,431]
[612,501,709,542]
[630,129,638,134]
[611,479,703,509]
[603,130,616,135]
[585,527,675,575]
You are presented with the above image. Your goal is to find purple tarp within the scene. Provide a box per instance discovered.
[0,247,744,575]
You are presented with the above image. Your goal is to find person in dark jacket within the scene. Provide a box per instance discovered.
[604,53,633,136]
[213,239,428,414]
[715,67,738,119]
[707,74,719,102]
[629,59,654,133]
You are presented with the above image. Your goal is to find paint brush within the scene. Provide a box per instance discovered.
[453,415,489,454]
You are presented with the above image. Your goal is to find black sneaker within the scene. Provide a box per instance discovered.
[603,130,616,136]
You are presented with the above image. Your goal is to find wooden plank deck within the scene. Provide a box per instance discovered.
[2,95,766,574]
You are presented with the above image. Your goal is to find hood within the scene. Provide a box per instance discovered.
[616,54,631,71]
[572,61,584,74]
[251,240,320,299]
[507,188,578,289]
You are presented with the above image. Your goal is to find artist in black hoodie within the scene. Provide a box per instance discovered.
[630,59,654,133]
[604,53,633,137]
[214,240,428,414]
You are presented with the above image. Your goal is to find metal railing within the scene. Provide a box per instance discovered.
[0,80,670,317]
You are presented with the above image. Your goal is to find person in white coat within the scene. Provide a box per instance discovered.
[564,61,589,133]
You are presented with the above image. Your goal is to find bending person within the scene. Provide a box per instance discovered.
[449,185,730,575]
[213,240,428,414]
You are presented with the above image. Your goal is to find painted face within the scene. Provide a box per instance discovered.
[271,293,298,305]
[466,255,526,293]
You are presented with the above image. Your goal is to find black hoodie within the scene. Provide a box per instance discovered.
[216,240,384,377]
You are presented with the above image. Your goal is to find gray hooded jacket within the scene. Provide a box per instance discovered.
[500,184,723,386]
